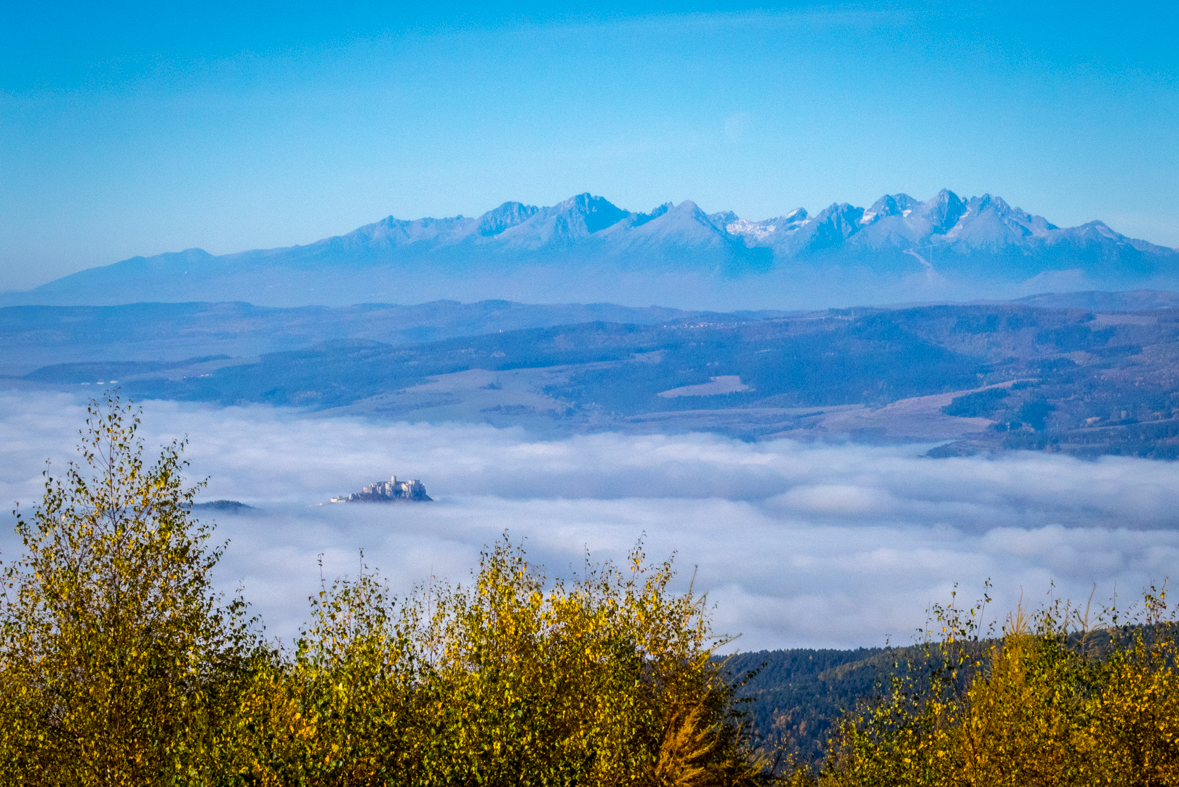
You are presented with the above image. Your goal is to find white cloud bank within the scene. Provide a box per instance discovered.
[2,391,1178,651]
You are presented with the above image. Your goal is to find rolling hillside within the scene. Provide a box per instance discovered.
[14,300,1179,457]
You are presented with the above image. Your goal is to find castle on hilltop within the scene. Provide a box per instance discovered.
[331,476,431,503]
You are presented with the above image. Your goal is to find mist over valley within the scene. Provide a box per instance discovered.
[7,238,1178,754]
[3,391,1177,655]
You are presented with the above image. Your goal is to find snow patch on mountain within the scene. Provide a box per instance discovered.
[726,219,778,240]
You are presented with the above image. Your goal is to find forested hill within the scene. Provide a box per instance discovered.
[725,647,895,762]
[0,300,771,376]
[11,300,1179,457]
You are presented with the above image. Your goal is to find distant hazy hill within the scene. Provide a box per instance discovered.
[8,191,1177,310]
[1013,289,1179,311]
[0,300,783,375]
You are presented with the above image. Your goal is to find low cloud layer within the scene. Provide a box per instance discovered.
[2,391,1178,650]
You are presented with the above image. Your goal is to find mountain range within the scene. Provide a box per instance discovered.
[7,191,1177,310]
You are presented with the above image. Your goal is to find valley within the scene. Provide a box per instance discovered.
[12,297,1179,458]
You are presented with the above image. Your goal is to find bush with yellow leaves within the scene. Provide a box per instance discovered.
[0,395,769,786]
[804,587,1179,787]
[0,395,256,786]
[11,394,1178,786]
[231,539,769,786]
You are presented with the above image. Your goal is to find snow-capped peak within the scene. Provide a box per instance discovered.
[725,218,778,240]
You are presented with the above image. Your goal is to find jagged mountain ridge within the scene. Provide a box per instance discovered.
[328,189,1170,260]
[9,190,1178,310]
[318,195,747,260]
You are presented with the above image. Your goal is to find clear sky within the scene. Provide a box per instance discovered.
[2,0,1176,291]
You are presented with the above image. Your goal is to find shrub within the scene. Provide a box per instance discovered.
[0,394,767,786]
[233,541,768,786]
[0,394,255,786]
[808,588,1179,787]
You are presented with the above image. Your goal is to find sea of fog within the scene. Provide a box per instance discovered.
[2,391,1178,651]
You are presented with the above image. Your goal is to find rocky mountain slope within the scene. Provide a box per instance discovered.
[7,192,1177,310]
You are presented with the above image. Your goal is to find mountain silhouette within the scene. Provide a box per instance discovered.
[8,190,1176,310]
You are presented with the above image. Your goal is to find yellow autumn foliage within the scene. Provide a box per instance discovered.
[6,394,1179,786]
[228,538,767,786]
[0,395,255,786]
[0,395,767,786]
[802,589,1179,787]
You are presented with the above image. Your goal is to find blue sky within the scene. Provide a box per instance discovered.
[2,0,1177,290]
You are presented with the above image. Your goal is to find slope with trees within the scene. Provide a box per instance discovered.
[3,396,1179,785]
